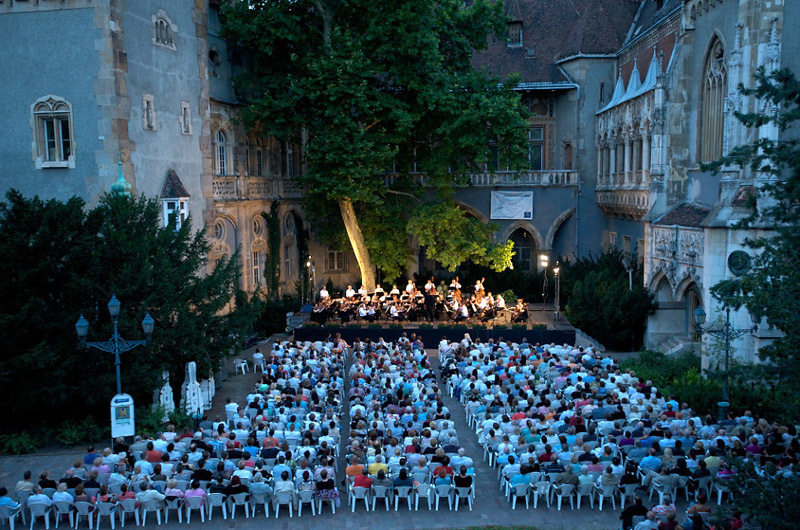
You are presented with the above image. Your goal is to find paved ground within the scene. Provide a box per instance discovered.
[0,341,679,530]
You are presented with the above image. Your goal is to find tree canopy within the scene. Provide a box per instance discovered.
[0,191,257,432]
[222,0,530,287]
[703,67,800,408]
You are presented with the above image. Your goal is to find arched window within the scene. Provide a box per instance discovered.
[152,11,177,50]
[510,228,535,272]
[215,130,228,175]
[32,96,74,166]
[700,38,727,162]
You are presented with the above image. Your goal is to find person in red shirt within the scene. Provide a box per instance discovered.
[353,468,372,489]
[145,442,162,463]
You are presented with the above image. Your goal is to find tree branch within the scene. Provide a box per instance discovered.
[384,189,423,203]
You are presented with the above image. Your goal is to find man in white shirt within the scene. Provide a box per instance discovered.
[319,287,330,300]
[450,277,461,291]
[135,483,165,504]
[27,486,53,508]
[405,280,415,293]
[345,285,356,298]
[389,285,400,296]
[424,278,435,293]
[225,398,239,416]
[357,285,367,297]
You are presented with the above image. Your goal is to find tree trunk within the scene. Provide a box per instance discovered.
[338,198,376,291]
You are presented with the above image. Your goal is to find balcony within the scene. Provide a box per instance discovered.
[212,175,276,202]
[595,188,650,220]
[469,170,578,187]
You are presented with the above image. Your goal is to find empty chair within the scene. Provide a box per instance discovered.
[273,491,294,518]
[393,486,413,511]
[139,499,163,526]
[228,493,249,519]
[414,484,433,511]
[553,483,575,511]
[27,502,52,530]
[714,482,734,504]
[52,501,73,529]
[532,481,551,509]
[454,486,473,511]
[371,486,391,511]
[576,482,595,509]
[206,493,227,520]
[296,490,316,517]
[73,502,95,529]
[94,502,117,530]
[350,487,370,512]
[115,500,137,528]
[184,497,205,524]
[434,485,452,511]
[0,505,22,530]
[596,484,618,511]
[163,498,182,524]
[510,483,530,510]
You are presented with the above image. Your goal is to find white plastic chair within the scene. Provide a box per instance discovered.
[235,359,249,374]
[207,493,227,520]
[94,502,117,530]
[15,492,31,526]
[371,486,391,511]
[434,485,452,511]
[510,483,530,509]
[184,497,205,524]
[596,484,618,510]
[249,493,270,518]
[28,502,52,530]
[714,481,734,504]
[619,483,638,509]
[296,490,316,517]
[52,501,73,529]
[454,486,473,511]
[576,482,595,509]
[116,500,137,528]
[73,502,95,529]
[350,487,369,512]
[0,505,22,530]
[394,486,413,511]
[163,498,181,524]
[139,499,163,526]
[694,476,712,500]
[554,483,575,510]
[228,493,249,519]
[414,484,433,511]
[532,481,551,509]
[273,491,294,518]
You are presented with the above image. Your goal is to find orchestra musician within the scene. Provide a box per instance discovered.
[319,286,330,301]
[512,298,529,323]
[389,284,400,297]
[345,285,356,299]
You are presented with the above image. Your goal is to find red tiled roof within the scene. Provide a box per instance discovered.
[472,0,641,84]
[654,203,710,227]
[160,170,191,199]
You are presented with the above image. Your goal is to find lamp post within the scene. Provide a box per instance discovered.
[693,305,754,421]
[305,255,314,304]
[553,261,561,320]
[539,253,549,312]
[75,295,154,395]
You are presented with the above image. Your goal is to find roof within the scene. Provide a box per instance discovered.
[731,185,755,207]
[622,0,682,50]
[654,203,711,228]
[160,169,190,199]
[472,0,640,85]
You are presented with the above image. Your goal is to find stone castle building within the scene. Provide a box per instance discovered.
[0,0,796,364]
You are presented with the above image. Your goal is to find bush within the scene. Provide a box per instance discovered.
[367,323,383,329]
[493,324,508,329]
[419,323,433,329]
[499,289,517,305]
[0,432,40,455]
[136,405,168,439]
[57,418,104,447]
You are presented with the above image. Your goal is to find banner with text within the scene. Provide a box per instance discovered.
[491,191,533,219]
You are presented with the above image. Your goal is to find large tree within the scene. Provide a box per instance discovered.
[0,191,257,432]
[222,0,530,288]
[703,67,800,413]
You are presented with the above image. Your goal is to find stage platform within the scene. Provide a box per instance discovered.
[293,309,576,345]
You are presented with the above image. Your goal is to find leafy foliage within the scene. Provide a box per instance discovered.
[0,191,258,433]
[0,432,40,455]
[701,67,800,423]
[222,0,531,283]
[561,249,655,351]
[56,418,103,447]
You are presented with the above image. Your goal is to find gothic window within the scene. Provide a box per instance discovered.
[152,11,177,50]
[215,130,229,175]
[253,250,264,285]
[510,228,535,272]
[32,96,74,168]
[700,38,727,162]
[253,216,264,236]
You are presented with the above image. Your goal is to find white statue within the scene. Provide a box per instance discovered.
[184,361,203,419]
[159,370,175,422]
